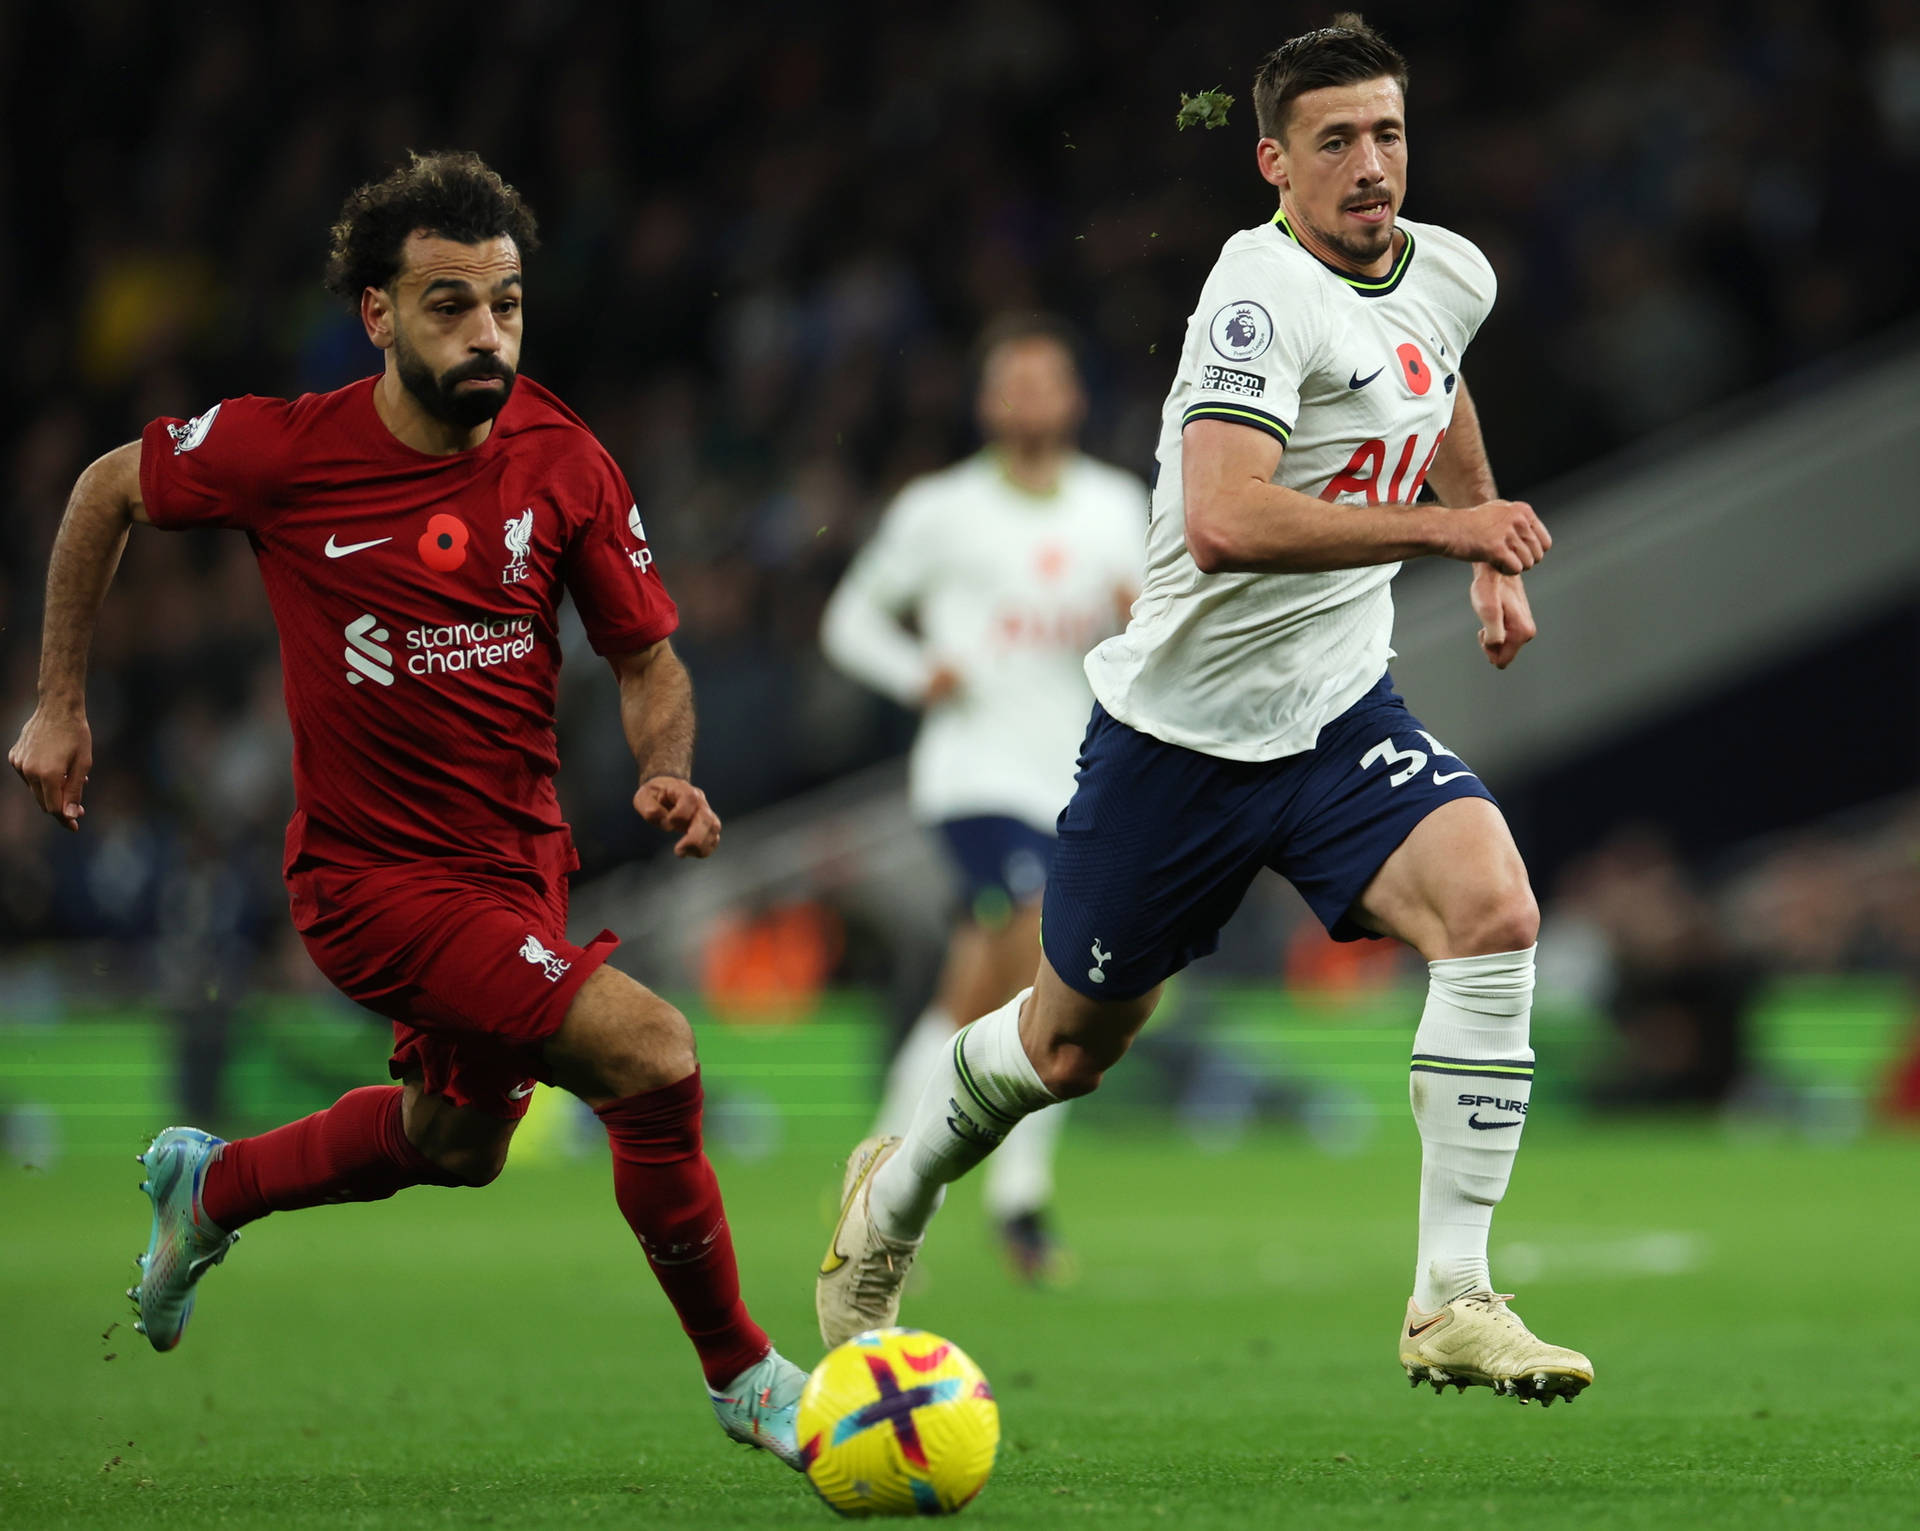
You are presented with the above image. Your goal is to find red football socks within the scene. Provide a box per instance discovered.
[199,1084,450,1231]
[595,1069,770,1388]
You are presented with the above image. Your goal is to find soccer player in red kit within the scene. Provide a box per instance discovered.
[7,151,808,1468]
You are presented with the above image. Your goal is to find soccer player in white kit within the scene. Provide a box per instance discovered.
[821,316,1145,1280]
[817,15,1594,1405]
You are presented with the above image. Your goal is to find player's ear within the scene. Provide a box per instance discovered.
[362,285,396,350]
[1257,136,1290,192]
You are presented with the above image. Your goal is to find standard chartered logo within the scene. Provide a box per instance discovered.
[343,614,393,686]
[343,610,536,689]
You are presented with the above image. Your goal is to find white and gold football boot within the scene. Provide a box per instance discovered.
[816,1135,920,1348]
[1400,1290,1593,1405]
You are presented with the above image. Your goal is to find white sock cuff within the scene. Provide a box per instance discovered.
[956,988,1055,1121]
[1426,945,1536,1016]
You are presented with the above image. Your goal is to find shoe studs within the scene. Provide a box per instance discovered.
[132,1319,147,1336]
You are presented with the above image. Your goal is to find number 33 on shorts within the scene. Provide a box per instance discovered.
[1359,730,1477,789]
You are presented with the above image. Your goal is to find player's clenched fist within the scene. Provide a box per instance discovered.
[634,775,722,858]
[1446,499,1550,575]
[8,708,92,832]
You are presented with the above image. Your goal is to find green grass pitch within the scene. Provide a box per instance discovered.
[4,1119,1917,1528]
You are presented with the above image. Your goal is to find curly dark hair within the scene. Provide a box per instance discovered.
[1253,13,1409,142]
[323,150,540,304]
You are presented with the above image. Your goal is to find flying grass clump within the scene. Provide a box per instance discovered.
[1176,88,1234,130]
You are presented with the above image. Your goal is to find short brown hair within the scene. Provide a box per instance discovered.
[973,311,1081,377]
[323,150,540,305]
[1252,13,1409,142]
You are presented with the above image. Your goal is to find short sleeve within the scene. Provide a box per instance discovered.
[561,453,680,656]
[139,395,293,531]
[1177,243,1327,449]
[1457,242,1498,344]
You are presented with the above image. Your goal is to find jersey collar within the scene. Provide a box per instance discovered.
[1271,207,1415,297]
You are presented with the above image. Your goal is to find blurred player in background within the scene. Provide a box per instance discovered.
[820,317,1144,1280]
[819,16,1595,1405]
[8,152,807,1468]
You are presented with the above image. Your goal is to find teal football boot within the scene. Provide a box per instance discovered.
[129,1126,239,1351]
[708,1348,808,1469]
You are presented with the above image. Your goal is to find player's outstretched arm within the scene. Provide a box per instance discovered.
[1181,419,1549,578]
[610,640,722,859]
[7,442,147,832]
[819,520,958,709]
[1423,378,1540,670]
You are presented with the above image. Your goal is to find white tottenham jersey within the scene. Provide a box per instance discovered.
[823,450,1147,831]
[1084,209,1496,761]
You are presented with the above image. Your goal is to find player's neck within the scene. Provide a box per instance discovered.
[991,441,1068,497]
[1278,197,1401,280]
[373,370,496,456]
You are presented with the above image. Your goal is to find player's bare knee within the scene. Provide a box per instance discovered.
[548,966,699,1104]
[1030,1021,1136,1099]
[586,1004,697,1101]
[1449,885,1539,957]
[1034,1045,1106,1100]
[428,1139,511,1188]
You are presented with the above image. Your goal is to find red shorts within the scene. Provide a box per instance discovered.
[288,857,619,1118]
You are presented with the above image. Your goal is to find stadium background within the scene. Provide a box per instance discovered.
[3,3,1919,1527]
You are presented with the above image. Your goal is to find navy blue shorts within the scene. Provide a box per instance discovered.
[937,815,1054,928]
[1041,673,1498,999]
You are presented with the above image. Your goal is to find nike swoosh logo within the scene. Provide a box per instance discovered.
[1348,367,1384,389]
[1468,1113,1522,1130]
[325,534,394,558]
[506,1081,536,1101]
[1432,769,1476,785]
[819,1148,889,1275]
[1406,1315,1447,1338]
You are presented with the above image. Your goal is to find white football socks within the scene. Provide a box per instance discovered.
[874,1007,955,1139]
[868,988,1056,1243]
[984,1096,1069,1224]
[1408,946,1536,1312]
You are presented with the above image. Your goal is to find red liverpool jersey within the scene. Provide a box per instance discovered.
[139,375,677,874]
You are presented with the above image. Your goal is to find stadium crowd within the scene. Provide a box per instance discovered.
[4,2,1918,1087]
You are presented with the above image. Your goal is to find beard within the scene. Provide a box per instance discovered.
[1299,202,1396,269]
[393,328,517,428]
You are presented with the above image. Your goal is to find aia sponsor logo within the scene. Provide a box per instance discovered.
[1320,429,1448,505]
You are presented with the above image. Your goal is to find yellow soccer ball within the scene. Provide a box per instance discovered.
[797,1328,1000,1517]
